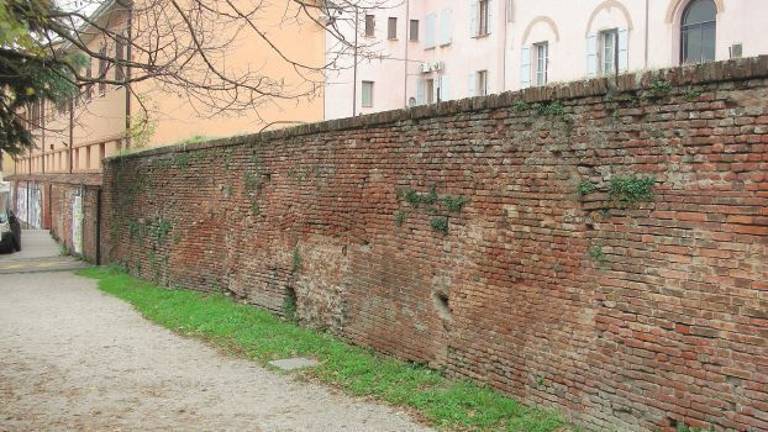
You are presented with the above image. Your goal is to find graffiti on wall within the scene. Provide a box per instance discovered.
[72,189,83,255]
[15,182,42,229]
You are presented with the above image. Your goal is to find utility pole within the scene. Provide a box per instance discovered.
[352,7,359,117]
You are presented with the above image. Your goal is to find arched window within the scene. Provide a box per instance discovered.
[680,0,716,64]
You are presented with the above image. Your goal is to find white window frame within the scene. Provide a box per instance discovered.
[361,81,374,108]
[533,42,548,86]
[476,70,488,96]
[599,29,618,75]
[478,0,489,36]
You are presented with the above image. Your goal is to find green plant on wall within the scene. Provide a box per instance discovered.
[395,185,468,234]
[431,216,449,234]
[403,185,438,207]
[684,87,703,101]
[534,101,565,117]
[291,246,302,273]
[608,175,656,205]
[588,243,607,265]
[443,195,468,213]
[394,210,408,226]
[648,79,672,98]
[577,180,597,197]
[512,100,530,112]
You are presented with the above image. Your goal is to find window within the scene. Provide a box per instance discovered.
[439,8,453,45]
[99,143,106,167]
[115,36,125,82]
[476,70,488,96]
[533,42,548,86]
[478,0,489,36]
[85,59,93,101]
[599,29,618,75]
[409,19,419,41]
[85,145,91,170]
[424,13,436,48]
[364,14,375,37]
[361,81,374,108]
[98,46,107,95]
[681,0,716,64]
[387,17,397,40]
[425,79,435,104]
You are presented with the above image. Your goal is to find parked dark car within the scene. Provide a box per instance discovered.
[0,210,21,253]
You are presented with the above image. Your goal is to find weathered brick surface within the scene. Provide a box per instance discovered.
[103,58,768,431]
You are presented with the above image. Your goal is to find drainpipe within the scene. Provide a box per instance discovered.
[124,1,133,148]
[644,0,649,68]
[68,98,74,174]
[403,0,410,107]
[41,101,46,174]
[500,0,508,91]
[95,187,102,265]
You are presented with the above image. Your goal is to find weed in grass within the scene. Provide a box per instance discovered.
[76,267,568,432]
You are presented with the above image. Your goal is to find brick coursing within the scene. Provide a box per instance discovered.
[100,57,768,431]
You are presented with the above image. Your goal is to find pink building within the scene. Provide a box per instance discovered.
[324,0,768,119]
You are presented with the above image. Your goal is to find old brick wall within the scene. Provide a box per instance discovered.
[103,58,768,432]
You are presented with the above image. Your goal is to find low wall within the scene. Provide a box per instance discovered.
[103,58,768,431]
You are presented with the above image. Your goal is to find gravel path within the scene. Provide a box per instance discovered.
[0,270,432,432]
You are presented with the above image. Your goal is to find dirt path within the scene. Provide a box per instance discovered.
[0,270,432,432]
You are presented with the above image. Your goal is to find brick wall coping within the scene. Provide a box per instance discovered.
[108,56,768,162]
[7,173,103,187]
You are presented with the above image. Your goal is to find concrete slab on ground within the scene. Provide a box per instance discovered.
[269,357,320,371]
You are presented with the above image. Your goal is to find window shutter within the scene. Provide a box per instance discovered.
[469,1,478,37]
[440,75,450,101]
[618,28,629,73]
[467,73,476,97]
[520,46,531,88]
[425,13,436,47]
[440,9,453,45]
[586,33,598,78]
[432,79,440,102]
[416,79,425,104]
[487,0,494,35]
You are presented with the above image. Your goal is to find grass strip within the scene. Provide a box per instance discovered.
[77,266,569,432]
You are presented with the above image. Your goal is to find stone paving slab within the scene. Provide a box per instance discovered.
[269,357,320,371]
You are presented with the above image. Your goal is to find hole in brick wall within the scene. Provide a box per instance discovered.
[433,291,452,327]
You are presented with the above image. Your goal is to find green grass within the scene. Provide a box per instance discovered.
[77,266,570,432]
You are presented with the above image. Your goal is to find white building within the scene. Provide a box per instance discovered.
[324,0,767,119]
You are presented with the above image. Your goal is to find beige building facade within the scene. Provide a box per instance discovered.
[9,0,325,178]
